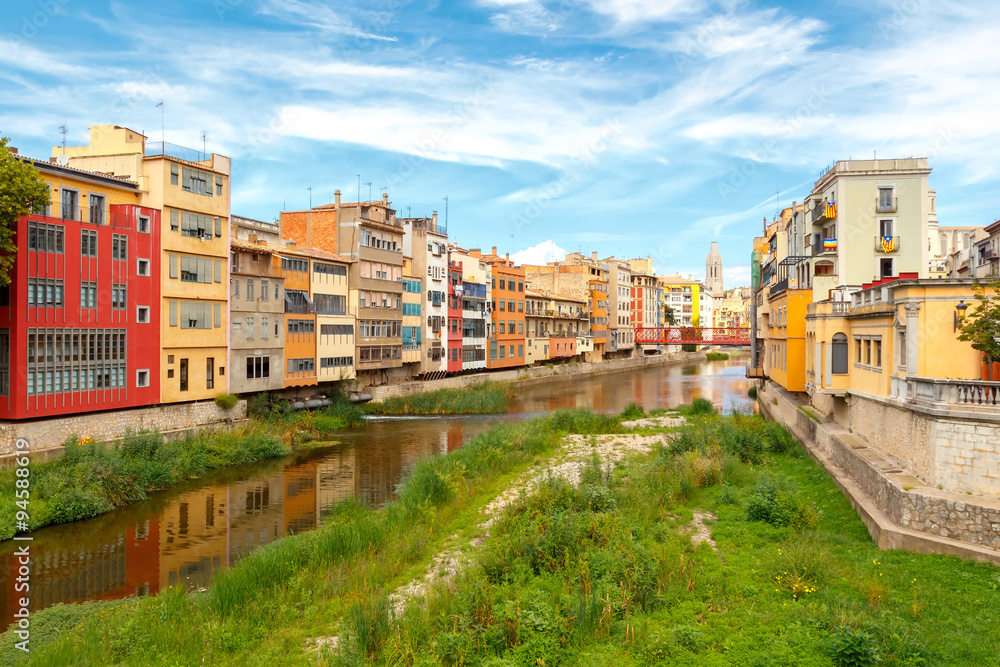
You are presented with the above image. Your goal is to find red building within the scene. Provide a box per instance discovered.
[0,158,161,419]
[447,259,463,374]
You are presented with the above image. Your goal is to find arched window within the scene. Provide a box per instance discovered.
[832,333,848,374]
[815,260,835,276]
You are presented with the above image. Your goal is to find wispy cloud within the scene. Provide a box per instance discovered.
[257,0,399,41]
[511,240,567,265]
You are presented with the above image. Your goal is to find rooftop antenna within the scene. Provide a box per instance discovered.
[156,101,164,145]
[380,185,387,197]
[406,206,412,218]
[355,174,361,203]
[58,120,67,151]
[443,195,448,228]
[364,182,372,202]
[201,131,207,159]
[307,186,312,209]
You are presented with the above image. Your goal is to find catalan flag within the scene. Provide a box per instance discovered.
[824,200,837,218]
[881,235,896,252]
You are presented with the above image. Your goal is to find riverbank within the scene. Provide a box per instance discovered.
[0,403,364,542]
[7,403,998,665]
[364,382,516,415]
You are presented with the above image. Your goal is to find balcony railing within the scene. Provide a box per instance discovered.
[145,141,211,163]
[831,301,850,314]
[903,376,1000,412]
[876,196,897,213]
[811,204,832,223]
[769,277,789,296]
[875,236,900,252]
[813,236,837,254]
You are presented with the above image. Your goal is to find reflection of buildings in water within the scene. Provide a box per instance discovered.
[446,423,464,453]
[226,474,286,567]
[284,461,318,536]
[316,446,357,525]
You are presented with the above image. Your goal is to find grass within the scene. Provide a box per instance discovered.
[706,351,730,361]
[0,399,367,541]
[364,381,516,415]
[6,407,1000,666]
[799,405,823,422]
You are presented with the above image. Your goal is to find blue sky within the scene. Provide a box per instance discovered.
[3,0,999,286]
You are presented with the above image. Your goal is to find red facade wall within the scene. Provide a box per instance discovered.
[0,205,161,420]
[447,262,463,373]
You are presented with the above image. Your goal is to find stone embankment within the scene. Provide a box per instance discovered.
[366,350,708,403]
[758,380,1000,565]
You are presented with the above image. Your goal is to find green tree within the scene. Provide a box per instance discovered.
[0,137,50,287]
[662,305,677,326]
[957,281,1000,381]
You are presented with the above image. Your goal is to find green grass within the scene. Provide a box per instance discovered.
[799,405,822,422]
[0,400,367,541]
[365,381,516,415]
[6,408,1000,666]
[706,351,730,361]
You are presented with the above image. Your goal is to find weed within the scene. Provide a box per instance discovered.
[746,474,821,529]
[620,402,645,420]
[706,352,730,361]
[367,382,515,415]
[214,393,240,410]
[829,625,879,667]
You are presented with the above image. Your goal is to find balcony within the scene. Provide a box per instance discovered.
[876,196,897,213]
[901,376,1000,415]
[831,301,850,314]
[145,141,211,163]
[769,277,789,296]
[811,204,832,223]
[813,236,837,254]
[875,236,901,252]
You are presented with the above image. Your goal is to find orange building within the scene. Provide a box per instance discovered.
[472,247,526,369]
[275,245,317,389]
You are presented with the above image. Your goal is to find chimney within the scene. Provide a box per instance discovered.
[492,246,497,255]
[382,192,389,206]
[505,253,509,262]
[432,211,438,233]
[592,251,598,261]
[7,147,17,155]
[334,190,341,206]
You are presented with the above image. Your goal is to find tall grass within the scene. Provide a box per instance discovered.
[0,425,289,540]
[366,382,516,415]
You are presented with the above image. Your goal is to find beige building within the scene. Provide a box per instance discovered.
[60,125,231,402]
[309,250,354,383]
[229,222,285,395]
[603,257,634,358]
[524,290,588,364]
[401,214,448,377]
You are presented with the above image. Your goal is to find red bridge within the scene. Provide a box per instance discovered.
[635,327,751,346]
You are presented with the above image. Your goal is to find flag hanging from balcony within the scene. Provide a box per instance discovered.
[824,200,837,218]
[823,238,838,250]
[881,235,896,252]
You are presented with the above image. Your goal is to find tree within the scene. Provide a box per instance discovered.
[956,281,1000,381]
[662,305,677,326]
[0,137,50,287]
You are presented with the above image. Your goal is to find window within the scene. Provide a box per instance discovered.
[261,280,268,301]
[112,284,126,310]
[314,293,347,315]
[247,279,255,301]
[61,189,79,220]
[179,358,188,391]
[832,333,848,374]
[245,316,255,340]
[234,279,240,298]
[878,186,894,211]
[865,339,871,365]
[137,258,150,276]
[89,194,106,225]
[287,358,315,373]
[136,306,150,324]
[320,356,354,368]
[81,229,97,257]
[136,370,149,388]
[261,316,269,339]
[182,167,213,196]
[280,257,309,273]
[206,358,214,390]
[518,321,524,334]
[79,282,97,310]
[112,234,127,261]
[170,164,179,186]
[287,319,315,334]
[507,300,515,311]
[313,262,347,276]
[27,222,64,253]
[879,219,894,237]
[138,216,150,233]
[880,258,893,279]
[179,211,215,238]
[180,301,213,329]
[874,339,882,368]
[216,175,224,196]
[274,283,280,301]
[180,256,214,283]
[518,344,523,358]
[246,355,270,379]
[499,345,506,359]
[814,260,834,276]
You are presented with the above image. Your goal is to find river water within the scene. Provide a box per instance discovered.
[0,354,750,628]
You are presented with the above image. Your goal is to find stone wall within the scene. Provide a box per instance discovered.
[367,351,706,402]
[758,381,1000,562]
[931,420,1000,496]
[0,400,247,457]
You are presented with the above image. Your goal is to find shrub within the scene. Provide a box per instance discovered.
[679,398,716,418]
[620,402,645,420]
[766,422,798,454]
[214,393,239,410]
[682,344,698,352]
[829,625,879,667]
[747,386,758,400]
[705,352,729,361]
[746,475,821,529]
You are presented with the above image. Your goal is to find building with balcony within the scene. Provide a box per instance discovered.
[282,191,403,386]
[603,257,634,359]
[524,290,588,364]
[450,248,490,372]
[976,219,1000,278]
[309,251,354,383]
[657,275,707,328]
[276,244,317,390]
[471,247,524,370]
[60,125,231,403]
[0,154,161,419]
[401,260,423,376]
[401,213,447,378]
[446,259,464,374]
[229,224,285,396]
[525,252,608,361]
[936,226,989,278]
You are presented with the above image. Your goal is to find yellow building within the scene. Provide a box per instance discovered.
[657,275,708,328]
[401,259,423,374]
[59,126,231,403]
[308,250,355,383]
[765,289,811,392]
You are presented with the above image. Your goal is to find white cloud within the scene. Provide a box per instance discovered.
[584,0,706,24]
[257,0,399,41]
[511,240,567,265]
[723,265,751,287]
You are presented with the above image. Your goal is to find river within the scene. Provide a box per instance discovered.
[0,353,750,628]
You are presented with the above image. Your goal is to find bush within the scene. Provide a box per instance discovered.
[682,343,698,352]
[747,386,758,400]
[620,402,645,420]
[745,475,820,529]
[829,625,879,667]
[678,398,716,418]
[214,393,239,410]
[706,352,730,361]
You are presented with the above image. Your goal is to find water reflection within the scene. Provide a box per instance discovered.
[0,355,748,627]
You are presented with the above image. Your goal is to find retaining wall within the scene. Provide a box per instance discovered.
[0,400,247,458]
